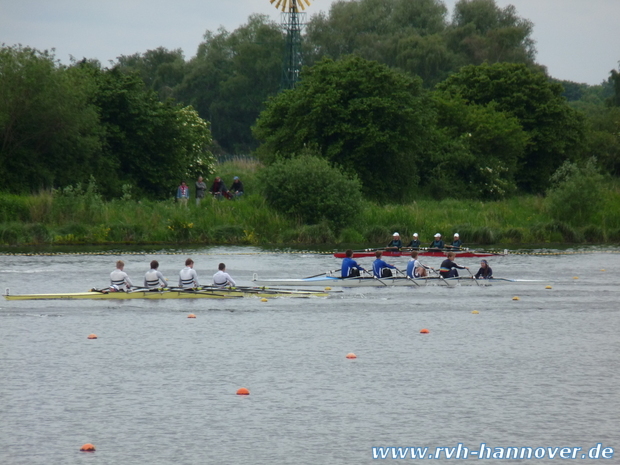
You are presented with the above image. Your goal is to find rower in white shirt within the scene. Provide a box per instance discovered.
[179,258,200,288]
[213,263,236,287]
[144,260,168,289]
[110,260,133,291]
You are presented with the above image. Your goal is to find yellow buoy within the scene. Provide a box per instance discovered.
[512,296,520,301]
[261,298,268,302]
[324,287,332,291]
[573,277,579,280]
[471,310,479,314]
[545,285,552,289]
[601,269,606,272]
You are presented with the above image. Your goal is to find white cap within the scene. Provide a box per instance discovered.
[393,232,400,236]
[413,233,418,237]
[434,233,441,237]
[454,233,460,237]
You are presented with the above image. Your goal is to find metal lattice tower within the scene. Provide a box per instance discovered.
[270,0,310,90]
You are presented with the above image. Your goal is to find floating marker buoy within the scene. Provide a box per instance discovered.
[236,387,250,395]
[187,314,196,318]
[471,310,479,314]
[420,328,430,334]
[80,443,96,452]
[261,298,268,302]
[573,277,579,280]
[87,334,97,339]
[346,352,357,359]
[545,285,552,289]
[601,269,606,272]
[512,296,520,301]
[325,287,332,291]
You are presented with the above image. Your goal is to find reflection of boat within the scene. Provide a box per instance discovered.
[3,286,335,300]
[252,274,540,287]
[333,249,507,259]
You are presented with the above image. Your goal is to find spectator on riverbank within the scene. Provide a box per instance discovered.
[176,181,189,206]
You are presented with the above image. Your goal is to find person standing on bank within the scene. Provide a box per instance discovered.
[195,176,207,205]
[176,181,190,206]
[407,233,421,249]
[179,258,200,288]
[110,260,133,291]
[144,260,169,289]
[213,263,237,287]
[341,249,365,278]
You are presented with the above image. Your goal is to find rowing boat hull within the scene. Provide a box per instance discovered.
[333,250,505,258]
[252,276,534,287]
[3,287,333,300]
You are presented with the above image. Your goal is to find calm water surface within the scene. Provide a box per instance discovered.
[1,247,619,464]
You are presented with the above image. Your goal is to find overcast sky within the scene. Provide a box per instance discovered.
[1,0,618,85]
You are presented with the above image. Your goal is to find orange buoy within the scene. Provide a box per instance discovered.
[420,328,430,334]
[236,387,250,395]
[187,313,196,318]
[346,352,357,359]
[87,334,97,339]
[80,443,96,452]
[573,276,579,280]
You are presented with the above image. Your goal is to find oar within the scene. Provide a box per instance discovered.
[304,269,341,279]
[430,268,450,286]
[397,268,420,287]
[364,269,387,286]
[466,268,479,287]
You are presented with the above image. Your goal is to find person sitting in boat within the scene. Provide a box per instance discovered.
[210,176,231,200]
[110,260,134,291]
[447,233,463,250]
[373,251,397,278]
[179,258,200,288]
[406,233,421,249]
[213,263,236,287]
[341,249,365,278]
[144,260,168,289]
[439,252,469,278]
[406,251,430,278]
[429,233,444,250]
[474,259,493,279]
[386,232,402,251]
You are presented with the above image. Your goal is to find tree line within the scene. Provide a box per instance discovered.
[1,0,619,203]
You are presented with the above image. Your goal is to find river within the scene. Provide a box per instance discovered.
[1,246,618,464]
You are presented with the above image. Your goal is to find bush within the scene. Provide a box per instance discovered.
[257,153,363,230]
[0,195,31,222]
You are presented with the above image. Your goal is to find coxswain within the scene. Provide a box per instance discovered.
[475,259,493,279]
[406,251,430,278]
[179,258,200,288]
[110,260,133,291]
[406,233,421,249]
[386,232,402,251]
[341,249,365,278]
[213,263,236,287]
[372,251,397,278]
[429,233,444,250]
[447,233,462,250]
[144,260,168,289]
[439,252,469,278]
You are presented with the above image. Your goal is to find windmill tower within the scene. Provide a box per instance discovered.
[270,0,311,89]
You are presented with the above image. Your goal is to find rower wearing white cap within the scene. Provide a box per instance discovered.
[386,232,402,251]
[407,233,421,249]
[429,233,444,250]
[447,233,463,250]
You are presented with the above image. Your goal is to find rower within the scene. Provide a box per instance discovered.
[372,251,397,278]
[447,233,462,250]
[475,259,493,279]
[439,252,469,278]
[110,260,133,291]
[406,233,421,249]
[213,263,236,287]
[179,258,200,288]
[386,232,402,251]
[429,233,444,250]
[144,260,168,289]
[341,249,365,278]
[406,251,430,278]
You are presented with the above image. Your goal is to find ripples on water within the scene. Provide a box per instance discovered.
[1,247,619,464]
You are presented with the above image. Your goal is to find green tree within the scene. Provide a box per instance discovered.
[436,62,586,192]
[253,55,434,202]
[257,152,363,230]
[0,46,102,193]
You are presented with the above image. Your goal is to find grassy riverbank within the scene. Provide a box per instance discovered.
[1,159,620,248]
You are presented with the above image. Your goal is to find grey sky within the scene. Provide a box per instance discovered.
[1,0,618,85]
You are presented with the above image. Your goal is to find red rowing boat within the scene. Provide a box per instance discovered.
[333,249,506,258]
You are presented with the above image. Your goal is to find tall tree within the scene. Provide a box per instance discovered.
[436,62,586,192]
[253,55,434,201]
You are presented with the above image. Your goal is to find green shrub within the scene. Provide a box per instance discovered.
[293,223,336,244]
[502,228,524,243]
[582,225,604,243]
[257,153,363,231]
[0,195,31,222]
[339,227,365,244]
[364,225,390,243]
[545,221,583,243]
[27,223,52,244]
